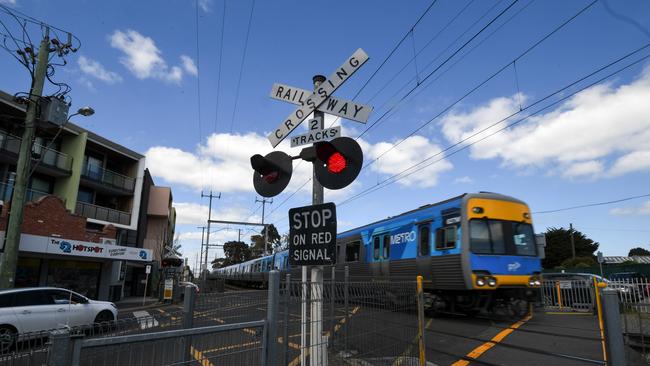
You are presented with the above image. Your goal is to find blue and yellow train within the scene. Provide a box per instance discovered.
[212,192,544,314]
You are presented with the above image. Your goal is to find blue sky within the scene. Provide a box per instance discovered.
[1,0,650,268]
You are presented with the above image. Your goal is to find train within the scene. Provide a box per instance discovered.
[211,192,544,315]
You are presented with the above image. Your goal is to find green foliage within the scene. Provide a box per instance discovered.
[250,224,281,258]
[541,227,599,269]
[560,256,597,268]
[628,247,650,256]
[214,241,252,268]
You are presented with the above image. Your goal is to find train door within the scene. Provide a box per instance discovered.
[416,223,433,281]
[369,234,390,280]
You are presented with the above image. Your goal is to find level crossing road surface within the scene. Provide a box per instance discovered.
[113,290,612,366]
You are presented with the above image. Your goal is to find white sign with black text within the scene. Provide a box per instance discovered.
[290,126,340,148]
[289,202,337,266]
[268,48,369,147]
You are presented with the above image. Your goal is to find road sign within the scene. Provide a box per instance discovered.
[597,251,603,264]
[270,83,373,123]
[268,48,369,147]
[559,281,572,289]
[163,278,173,300]
[145,264,151,274]
[290,126,340,148]
[289,202,337,265]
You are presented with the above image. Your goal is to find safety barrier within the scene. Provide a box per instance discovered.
[541,278,595,312]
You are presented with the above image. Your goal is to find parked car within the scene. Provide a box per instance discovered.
[609,272,650,296]
[0,287,118,351]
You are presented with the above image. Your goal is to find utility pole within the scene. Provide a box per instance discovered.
[570,223,576,260]
[197,226,206,276]
[0,29,51,288]
[201,191,220,281]
[256,197,273,255]
[238,229,241,242]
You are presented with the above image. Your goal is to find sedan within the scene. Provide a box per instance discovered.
[0,287,118,351]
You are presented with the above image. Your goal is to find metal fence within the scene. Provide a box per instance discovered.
[606,278,650,363]
[541,278,595,312]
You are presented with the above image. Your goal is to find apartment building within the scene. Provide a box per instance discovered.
[0,90,176,301]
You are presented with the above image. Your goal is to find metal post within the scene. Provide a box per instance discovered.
[266,270,280,366]
[301,266,308,366]
[569,223,576,260]
[601,288,625,366]
[48,328,72,366]
[181,285,196,362]
[310,266,323,366]
[344,265,349,355]
[201,192,220,281]
[0,30,51,288]
[283,273,291,366]
[330,266,335,338]
[417,276,426,366]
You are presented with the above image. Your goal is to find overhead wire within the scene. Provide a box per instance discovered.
[228,0,256,134]
[338,44,650,206]
[533,193,650,214]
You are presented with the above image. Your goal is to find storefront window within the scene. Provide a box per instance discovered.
[15,257,41,287]
[46,260,102,299]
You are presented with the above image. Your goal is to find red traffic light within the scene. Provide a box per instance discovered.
[312,137,363,190]
[250,151,293,197]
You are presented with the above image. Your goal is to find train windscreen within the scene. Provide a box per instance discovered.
[469,219,536,256]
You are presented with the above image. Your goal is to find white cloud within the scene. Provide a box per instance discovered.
[77,56,122,84]
[610,201,650,216]
[439,67,650,179]
[174,202,260,225]
[180,55,198,76]
[197,0,210,12]
[363,135,453,188]
[454,176,473,184]
[0,0,16,5]
[109,29,189,83]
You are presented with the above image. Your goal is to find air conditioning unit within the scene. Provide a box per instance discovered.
[101,237,117,246]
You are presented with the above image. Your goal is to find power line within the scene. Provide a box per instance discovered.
[228,0,256,134]
[213,0,226,133]
[338,44,650,206]
[533,194,650,214]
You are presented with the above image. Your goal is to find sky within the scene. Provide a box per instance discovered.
[1,0,650,270]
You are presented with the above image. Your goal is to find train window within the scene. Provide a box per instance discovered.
[345,241,360,262]
[382,235,390,259]
[436,226,457,250]
[469,220,506,254]
[373,237,380,260]
[419,226,430,256]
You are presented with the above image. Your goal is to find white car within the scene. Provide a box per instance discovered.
[0,287,118,350]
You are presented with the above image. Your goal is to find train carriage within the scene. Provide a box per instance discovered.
[212,192,543,314]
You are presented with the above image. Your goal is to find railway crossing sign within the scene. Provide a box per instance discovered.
[267,48,369,147]
[289,202,337,265]
[290,125,340,148]
[270,83,373,123]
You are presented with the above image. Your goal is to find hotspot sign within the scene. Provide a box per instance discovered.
[289,203,337,266]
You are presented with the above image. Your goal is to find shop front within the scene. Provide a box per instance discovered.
[15,233,152,301]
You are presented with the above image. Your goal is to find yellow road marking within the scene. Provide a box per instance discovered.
[202,340,261,354]
[288,306,360,366]
[545,312,593,315]
[278,337,302,350]
[452,312,533,366]
[190,346,215,366]
[391,318,433,366]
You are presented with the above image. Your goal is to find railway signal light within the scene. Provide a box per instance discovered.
[301,137,363,190]
[250,151,293,197]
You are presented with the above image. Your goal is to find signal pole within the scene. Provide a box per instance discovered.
[197,226,206,275]
[201,191,220,280]
[0,30,51,288]
[256,197,273,255]
[310,74,326,366]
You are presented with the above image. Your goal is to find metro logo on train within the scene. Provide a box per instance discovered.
[289,202,337,266]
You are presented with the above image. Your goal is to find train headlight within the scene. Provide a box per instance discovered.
[528,276,541,287]
[476,277,486,287]
[487,277,497,287]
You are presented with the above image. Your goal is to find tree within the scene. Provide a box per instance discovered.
[628,247,650,256]
[250,224,281,258]
[541,227,599,269]
[221,241,252,267]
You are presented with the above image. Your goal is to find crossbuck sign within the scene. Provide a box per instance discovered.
[267,48,369,147]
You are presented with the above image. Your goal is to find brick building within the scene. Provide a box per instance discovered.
[0,91,176,301]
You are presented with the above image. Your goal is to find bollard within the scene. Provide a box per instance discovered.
[344,265,349,356]
[181,285,196,362]
[601,288,626,366]
[265,270,280,366]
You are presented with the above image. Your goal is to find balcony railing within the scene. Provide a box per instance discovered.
[0,182,50,204]
[81,163,135,192]
[0,131,73,172]
[75,201,131,226]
